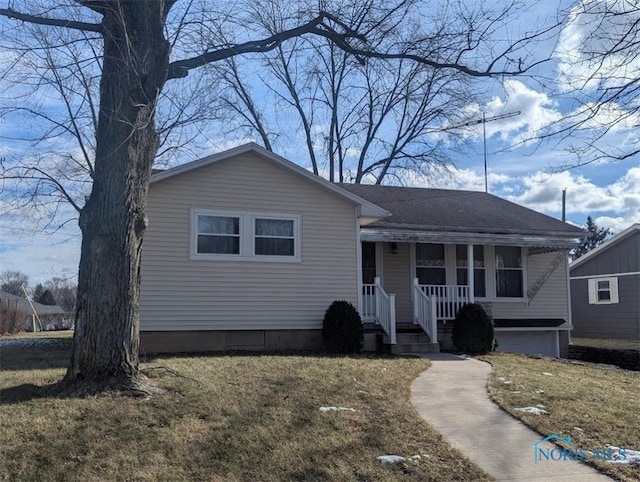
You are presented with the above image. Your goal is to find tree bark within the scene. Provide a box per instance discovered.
[59,2,171,395]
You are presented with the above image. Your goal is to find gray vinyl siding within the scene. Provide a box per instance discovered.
[140,152,359,331]
[571,232,640,277]
[571,275,640,339]
[491,251,570,321]
[381,242,413,323]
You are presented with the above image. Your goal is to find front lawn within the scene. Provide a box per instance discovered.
[572,337,640,351]
[0,340,492,481]
[482,353,640,482]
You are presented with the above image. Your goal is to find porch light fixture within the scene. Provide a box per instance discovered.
[390,242,398,255]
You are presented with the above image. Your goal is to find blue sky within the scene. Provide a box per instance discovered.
[0,0,639,285]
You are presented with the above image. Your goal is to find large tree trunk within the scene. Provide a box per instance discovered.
[59,2,171,395]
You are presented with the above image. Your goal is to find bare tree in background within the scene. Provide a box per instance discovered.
[541,0,640,167]
[0,0,558,396]
[0,270,29,296]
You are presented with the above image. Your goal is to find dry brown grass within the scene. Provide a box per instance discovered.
[481,353,640,482]
[0,339,492,482]
[572,337,640,351]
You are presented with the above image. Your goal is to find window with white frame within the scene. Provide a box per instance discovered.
[196,215,240,255]
[588,277,619,304]
[495,246,524,298]
[254,218,295,256]
[192,210,300,261]
[416,243,446,285]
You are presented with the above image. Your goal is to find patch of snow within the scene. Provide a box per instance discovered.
[542,372,554,376]
[357,390,369,395]
[377,455,406,465]
[573,427,583,432]
[410,455,421,461]
[503,380,513,385]
[511,390,521,394]
[319,406,356,412]
[535,390,545,394]
[608,446,640,465]
[535,404,546,409]
[497,377,506,381]
[515,406,547,415]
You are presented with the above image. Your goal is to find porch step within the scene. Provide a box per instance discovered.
[391,342,440,355]
[388,331,439,354]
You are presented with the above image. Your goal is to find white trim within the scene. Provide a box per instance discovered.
[569,223,640,271]
[570,271,640,280]
[467,244,475,303]
[356,215,363,315]
[587,276,619,304]
[375,242,384,282]
[565,256,573,343]
[152,143,390,219]
[190,209,301,262]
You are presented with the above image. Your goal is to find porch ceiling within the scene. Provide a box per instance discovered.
[360,228,581,248]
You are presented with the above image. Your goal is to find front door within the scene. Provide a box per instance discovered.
[361,242,377,319]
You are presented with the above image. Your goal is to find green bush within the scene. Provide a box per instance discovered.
[321,300,364,354]
[452,303,494,354]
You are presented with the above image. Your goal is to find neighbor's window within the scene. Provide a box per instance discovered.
[197,215,240,255]
[254,218,295,256]
[588,277,619,304]
[416,244,446,285]
[456,245,486,298]
[495,246,524,298]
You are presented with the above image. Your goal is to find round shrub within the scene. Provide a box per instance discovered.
[452,303,494,354]
[322,300,364,354]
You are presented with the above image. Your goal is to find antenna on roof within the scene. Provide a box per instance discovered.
[449,111,520,193]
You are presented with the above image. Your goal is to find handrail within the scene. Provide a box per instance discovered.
[361,284,376,321]
[374,277,396,344]
[419,284,470,320]
[413,278,437,343]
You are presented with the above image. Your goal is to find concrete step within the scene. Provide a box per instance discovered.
[395,332,431,344]
[391,342,440,354]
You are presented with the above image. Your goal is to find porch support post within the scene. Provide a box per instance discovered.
[467,244,475,303]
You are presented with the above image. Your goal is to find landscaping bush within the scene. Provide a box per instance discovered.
[452,303,494,354]
[321,300,364,353]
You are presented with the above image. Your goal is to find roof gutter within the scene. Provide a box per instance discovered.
[360,229,582,248]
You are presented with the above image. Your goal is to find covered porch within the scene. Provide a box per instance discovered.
[357,233,572,355]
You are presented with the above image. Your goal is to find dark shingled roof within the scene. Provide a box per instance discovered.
[337,184,584,236]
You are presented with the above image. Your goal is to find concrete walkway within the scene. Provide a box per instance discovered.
[411,353,613,481]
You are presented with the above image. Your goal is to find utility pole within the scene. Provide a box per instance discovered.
[453,111,520,192]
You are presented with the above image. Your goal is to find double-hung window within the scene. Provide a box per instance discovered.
[196,215,240,255]
[192,210,300,261]
[495,246,524,298]
[416,244,446,285]
[588,277,619,304]
[254,218,295,256]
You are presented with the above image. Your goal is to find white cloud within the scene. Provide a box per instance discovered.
[503,166,640,230]
[556,0,640,93]
[455,81,562,145]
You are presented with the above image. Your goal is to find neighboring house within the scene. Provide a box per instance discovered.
[570,224,640,340]
[0,290,66,331]
[139,143,584,357]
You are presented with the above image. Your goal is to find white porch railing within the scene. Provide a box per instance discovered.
[419,284,470,320]
[373,277,396,344]
[361,283,376,321]
[413,279,438,343]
